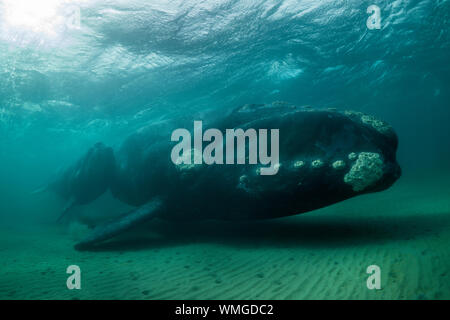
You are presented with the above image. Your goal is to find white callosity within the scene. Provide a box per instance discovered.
[360,115,392,135]
[344,111,392,135]
[311,159,324,168]
[238,174,249,191]
[293,160,305,168]
[348,152,358,161]
[332,160,346,170]
[344,152,384,192]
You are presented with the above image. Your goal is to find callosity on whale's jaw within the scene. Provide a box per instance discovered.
[48,103,401,249]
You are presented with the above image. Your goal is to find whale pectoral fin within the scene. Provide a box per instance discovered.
[74,198,164,250]
[56,198,76,223]
[30,184,49,195]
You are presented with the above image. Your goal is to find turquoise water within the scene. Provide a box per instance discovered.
[0,0,449,300]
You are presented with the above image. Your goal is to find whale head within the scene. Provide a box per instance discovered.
[222,104,402,218]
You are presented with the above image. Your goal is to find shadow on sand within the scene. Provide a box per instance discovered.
[76,211,450,252]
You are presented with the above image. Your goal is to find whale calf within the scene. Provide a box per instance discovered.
[47,142,115,222]
[45,103,401,249]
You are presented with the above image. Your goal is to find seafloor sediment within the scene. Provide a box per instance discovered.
[0,169,449,300]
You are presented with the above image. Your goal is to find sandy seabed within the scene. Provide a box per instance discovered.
[0,170,449,300]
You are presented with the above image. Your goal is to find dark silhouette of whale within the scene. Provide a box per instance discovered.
[46,103,401,250]
[42,142,115,222]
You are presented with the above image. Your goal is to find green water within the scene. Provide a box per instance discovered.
[0,0,449,300]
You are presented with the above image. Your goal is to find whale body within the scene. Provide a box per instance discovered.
[48,103,401,249]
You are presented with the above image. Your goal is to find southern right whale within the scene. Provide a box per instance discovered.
[44,102,401,249]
